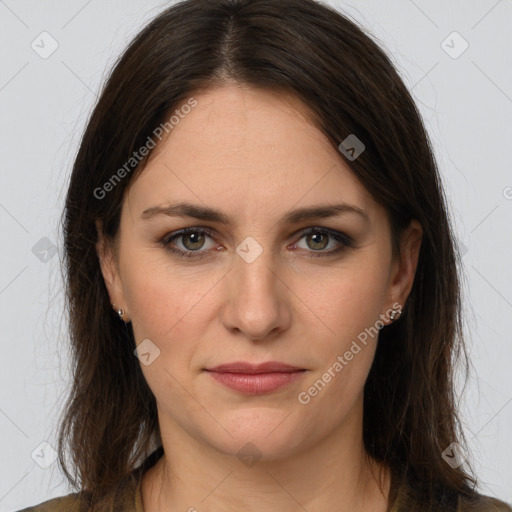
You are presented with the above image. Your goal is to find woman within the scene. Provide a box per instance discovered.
[17,0,511,511]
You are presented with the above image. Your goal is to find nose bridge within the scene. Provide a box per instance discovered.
[233,237,281,302]
[222,236,288,338]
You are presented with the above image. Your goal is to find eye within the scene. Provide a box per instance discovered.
[161,227,218,259]
[292,227,354,258]
[160,226,355,260]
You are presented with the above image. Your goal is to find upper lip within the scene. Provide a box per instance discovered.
[205,361,305,373]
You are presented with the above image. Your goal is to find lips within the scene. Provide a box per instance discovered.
[205,361,305,373]
[203,361,307,394]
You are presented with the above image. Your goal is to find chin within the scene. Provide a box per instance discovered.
[202,412,314,464]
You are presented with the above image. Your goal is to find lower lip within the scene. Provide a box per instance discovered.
[205,370,306,394]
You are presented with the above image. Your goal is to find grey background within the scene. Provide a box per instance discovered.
[1,0,511,510]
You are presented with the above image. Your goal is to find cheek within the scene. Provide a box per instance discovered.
[123,260,209,393]
[121,254,227,388]
[302,254,389,347]
[121,251,215,339]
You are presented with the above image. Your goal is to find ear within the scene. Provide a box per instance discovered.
[382,219,423,322]
[95,219,128,318]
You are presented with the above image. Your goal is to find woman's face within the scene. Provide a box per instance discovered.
[98,84,421,460]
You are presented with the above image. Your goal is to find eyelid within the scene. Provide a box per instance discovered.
[296,226,354,246]
[161,226,218,249]
[292,227,355,258]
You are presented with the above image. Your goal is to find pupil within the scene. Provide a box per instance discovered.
[185,232,203,249]
[310,233,327,250]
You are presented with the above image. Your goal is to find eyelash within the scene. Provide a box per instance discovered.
[160,226,355,260]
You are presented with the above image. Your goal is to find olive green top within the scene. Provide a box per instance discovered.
[14,448,512,512]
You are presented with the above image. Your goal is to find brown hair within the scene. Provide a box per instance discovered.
[58,0,486,509]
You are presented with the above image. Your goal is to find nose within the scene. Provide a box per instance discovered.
[220,248,292,342]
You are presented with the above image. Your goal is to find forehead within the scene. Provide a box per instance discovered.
[125,84,379,224]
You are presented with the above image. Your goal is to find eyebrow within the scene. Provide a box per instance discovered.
[141,202,371,225]
[141,201,370,226]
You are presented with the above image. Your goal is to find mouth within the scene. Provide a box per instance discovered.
[203,361,307,394]
[205,361,305,373]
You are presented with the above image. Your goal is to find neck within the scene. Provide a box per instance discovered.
[141,400,391,512]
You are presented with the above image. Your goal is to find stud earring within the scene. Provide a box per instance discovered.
[390,307,402,321]
[112,303,124,319]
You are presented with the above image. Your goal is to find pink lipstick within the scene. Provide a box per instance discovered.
[204,361,307,394]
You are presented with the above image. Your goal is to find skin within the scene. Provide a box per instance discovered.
[96,83,422,512]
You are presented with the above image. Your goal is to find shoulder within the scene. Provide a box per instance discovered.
[13,471,141,512]
[458,493,512,512]
[392,477,511,512]
[13,446,163,512]
[13,492,87,512]
[14,446,162,512]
